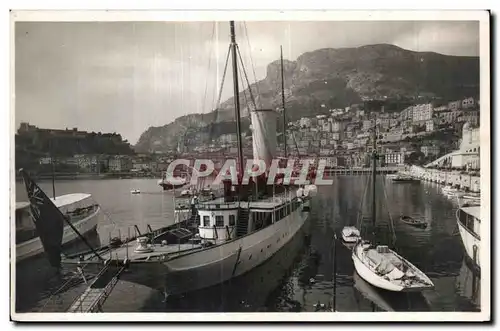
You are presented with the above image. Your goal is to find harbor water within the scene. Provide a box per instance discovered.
[14,176,480,312]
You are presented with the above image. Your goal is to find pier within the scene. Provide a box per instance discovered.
[323,166,401,176]
[67,262,126,313]
[409,165,480,192]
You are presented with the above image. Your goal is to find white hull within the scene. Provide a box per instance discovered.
[342,226,361,243]
[342,234,360,243]
[158,202,310,295]
[16,206,101,262]
[352,248,406,292]
[352,242,434,292]
[457,219,481,267]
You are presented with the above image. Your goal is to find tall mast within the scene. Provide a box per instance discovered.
[230,21,244,180]
[371,120,377,231]
[280,45,287,158]
[49,139,56,200]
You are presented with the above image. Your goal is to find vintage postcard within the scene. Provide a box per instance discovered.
[10,10,490,322]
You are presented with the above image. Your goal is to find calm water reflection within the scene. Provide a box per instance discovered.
[14,175,480,312]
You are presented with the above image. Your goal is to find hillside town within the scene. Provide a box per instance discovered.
[14,95,480,178]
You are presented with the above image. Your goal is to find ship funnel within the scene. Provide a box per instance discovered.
[251,109,277,169]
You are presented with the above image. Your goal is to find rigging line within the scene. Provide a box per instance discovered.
[202,22,216,114]
[207,44,232,145]
[243,22,261,103]
[237,58,251,117]
[236,45,257,110]
[356,174,371,229]
[380,176,397,244]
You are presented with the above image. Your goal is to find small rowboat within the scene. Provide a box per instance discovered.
[342,226,361,243]
[131,189,141,194]
[400,215,427,228]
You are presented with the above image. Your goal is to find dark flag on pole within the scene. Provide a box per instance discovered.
[19,169,64,269]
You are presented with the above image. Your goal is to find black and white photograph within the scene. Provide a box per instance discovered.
[9,10,490,322]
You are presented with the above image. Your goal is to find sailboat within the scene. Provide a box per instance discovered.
[351,125,434,292]
[58,21,316,297]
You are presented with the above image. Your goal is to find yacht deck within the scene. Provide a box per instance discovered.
[76,241,203,262]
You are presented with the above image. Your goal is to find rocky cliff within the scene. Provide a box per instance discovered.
[134,44,479,153]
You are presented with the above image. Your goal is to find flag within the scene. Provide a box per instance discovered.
[19,169,65,269]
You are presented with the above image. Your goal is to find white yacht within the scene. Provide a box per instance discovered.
[60,21,316,297]
[456,205,481,267]
[15,193,100,263]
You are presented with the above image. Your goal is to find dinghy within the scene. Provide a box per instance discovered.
[131,189,141,194]
[342,226,361,243]
[400,215,427,228]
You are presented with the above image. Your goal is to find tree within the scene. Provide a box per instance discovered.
[405,151,426,165]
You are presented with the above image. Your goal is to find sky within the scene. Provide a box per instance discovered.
[14,20,479,144]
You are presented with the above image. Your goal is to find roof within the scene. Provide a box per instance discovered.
[461,206,481,221]
[50,193,92,208]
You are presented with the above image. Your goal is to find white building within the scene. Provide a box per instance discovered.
[424,122,480,170]
[299,117,312,128]
[461,97,477,109]
[426,119,435,132]
[412,103,434,122]
[385,152,405,166]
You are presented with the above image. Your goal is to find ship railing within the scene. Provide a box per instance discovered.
[194,201,241,210]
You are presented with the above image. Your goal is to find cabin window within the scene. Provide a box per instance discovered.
[229,214,236,226]
[203,216,210,227]
[215,215,224,227]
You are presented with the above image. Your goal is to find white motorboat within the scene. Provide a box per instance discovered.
[342,226,361,243]
[15,193,100,263]
[461,194,481,205]
[352,126,434,292]
[442,185,459,195]
[130,189,141,194]
[456,205,481,267]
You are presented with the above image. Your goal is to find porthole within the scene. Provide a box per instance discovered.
[249,254,252,260]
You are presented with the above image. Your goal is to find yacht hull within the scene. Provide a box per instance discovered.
[122,201,310,296]
[457,219,481,267]
[16,206,101,263]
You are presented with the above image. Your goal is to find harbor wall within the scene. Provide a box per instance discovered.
[409,165,480,192]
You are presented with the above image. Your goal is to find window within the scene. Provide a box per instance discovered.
[229,214,235,226]
[203,216,210,227]
[215,215,224,227]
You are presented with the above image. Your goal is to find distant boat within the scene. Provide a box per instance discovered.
[391,175,420,183]
[400,215,427,228]
[342,226,361,243]
[130,189,141,194]
[461,194,481,205]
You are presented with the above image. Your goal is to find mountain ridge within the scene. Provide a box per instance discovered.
[134,43,479,153]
